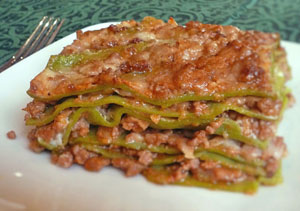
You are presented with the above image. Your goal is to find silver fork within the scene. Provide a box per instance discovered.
[0,16,64,73]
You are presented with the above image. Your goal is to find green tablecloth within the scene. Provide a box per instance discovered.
[1,0,299,66]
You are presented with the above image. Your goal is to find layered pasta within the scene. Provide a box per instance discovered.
[24,17,292,193]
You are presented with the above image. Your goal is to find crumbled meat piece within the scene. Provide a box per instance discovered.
[193,101,209,116]
[258,120,276,140]
[201,161,220,169]
[71,145,95,164]
[84,156,110,171]
[71,117,90,138]
[121,116,149,132]
[263,137,287,160]
[234,113,276,140]
[150,114,161,124]
[120,148,140,157]
[112,158,145,176]
[144,131,170,146]
[172,167,189,182]
[138,150,153,165]
[171,159,200,182]
[205,119,224,134]
[144,130,193,158]
[190,130,208,147]
[27,129,44,153]
[171,102,190,119]
[175,140,194,159]
[51,151,74,168]
[240,144,262,161]
[23,101,46,120]
[28,139,45,153]
[6,130,16,139]
[213,166,246,183]
[225,96,282,116]
[182,159,200,170]
[35,109,72,142]
[125,132,144,143]
[97,126,121,144]
[265,158,279,177]
[257,98,282,116]
[287,93,295,108]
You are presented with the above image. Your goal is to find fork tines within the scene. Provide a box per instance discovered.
[22,16,65,59]
[0,16,64,73]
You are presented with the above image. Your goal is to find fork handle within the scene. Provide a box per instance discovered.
[0,58,17,73]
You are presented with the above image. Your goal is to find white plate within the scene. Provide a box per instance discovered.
[0,22,300,211]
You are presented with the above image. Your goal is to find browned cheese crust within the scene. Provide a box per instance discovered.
[28,17,283,101]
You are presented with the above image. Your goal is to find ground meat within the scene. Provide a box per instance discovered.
[287,93,295,108]
[96,126,121,144]
[265,158,279,177]
[112,158,145,176]
[144,130,172,146]
[6,130,16,139]
[257,98,282,116]
[172,166,189,182]
[182,159,200,170]
[258,120,276,140]
[193,101,209,116]
[150,114,161,124]
[29,139,45,153]
[84,156,110,171]
[121,116,149,132]
[205,119,224,134]
[212,166,246,183]
[144,130,194,158]
[138,150,153,165]
[240,144,262,161]
[167,159,201,182]
[71,145,95,164]
[71,117,90,138]
[23,101,46,120]
[125,132,144,143]
[51,151,74,168]
[209,137,242,156]
[262,137,287,160]
[35,109,72,142]
[175,139,194,159]
[169,102,191,119]
[27,129,44,153]
[234,113,276,140]
[201,160,220,169]
[120,148,141,157]
[190,130,208,148]
[225,96,282,116]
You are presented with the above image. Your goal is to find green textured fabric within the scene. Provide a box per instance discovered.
[0,0,299,66]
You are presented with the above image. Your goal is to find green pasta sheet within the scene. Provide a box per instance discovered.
[35,105,271,152]
[143,166,259,194]
[48,41,148,72]
[215,119,268,149]
[80,143,265,176]
[26,95,280,127]
[70,129,266,167]
[28,83,276,106]
[143,165,283,194]
[82,144,181,166]
[78,107,271,148]
[39,128,267,176]
[259,163,283,186]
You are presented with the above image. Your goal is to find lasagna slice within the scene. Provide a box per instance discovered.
[24,17,292,194]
